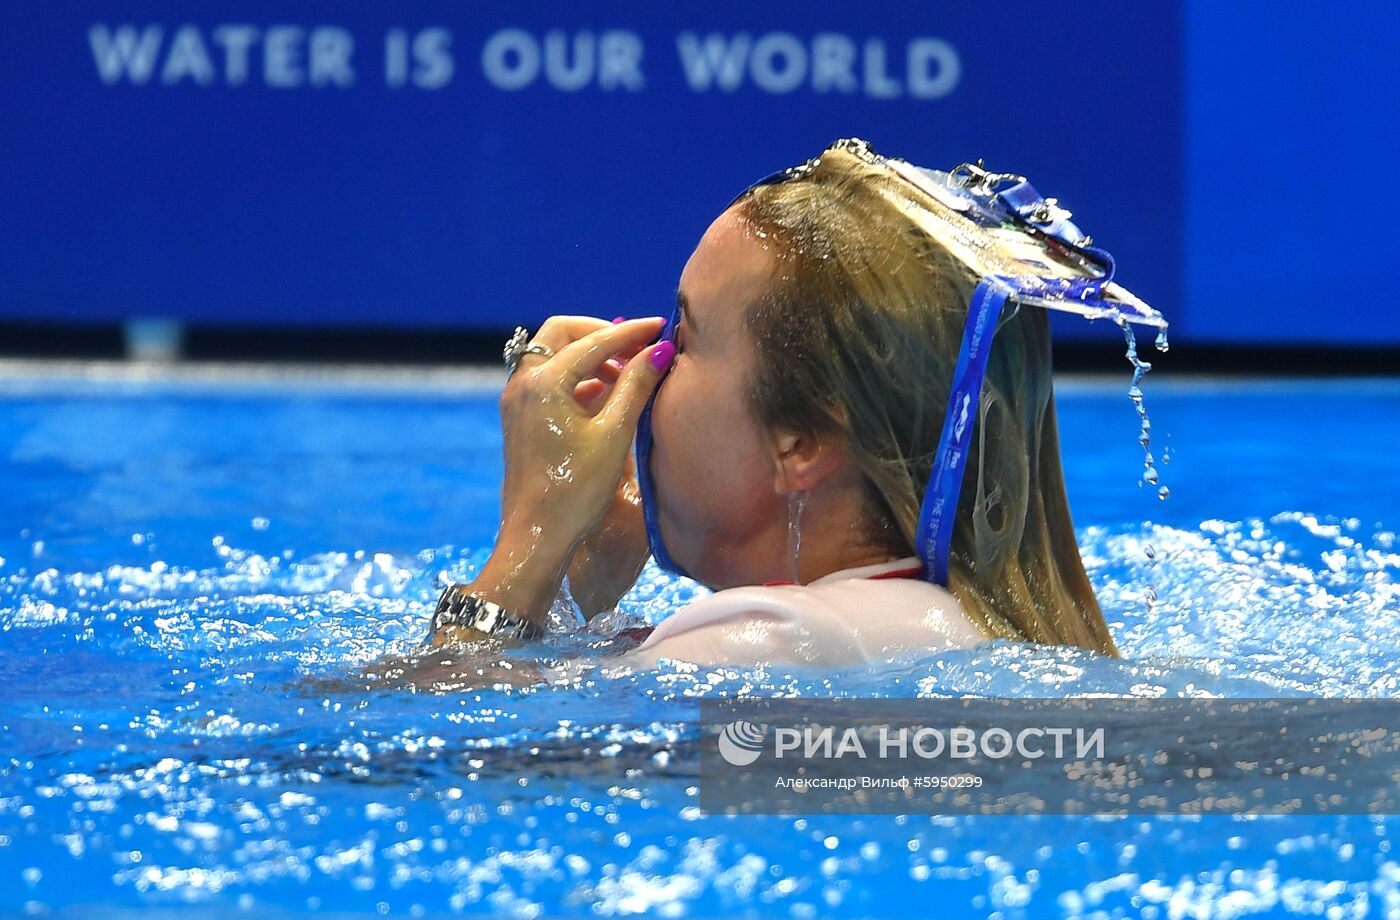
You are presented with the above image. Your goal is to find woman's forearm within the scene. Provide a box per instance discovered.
[567,536,649,619]
[565,478,652,619]
[431,518,641,647]
[463,521,578,625]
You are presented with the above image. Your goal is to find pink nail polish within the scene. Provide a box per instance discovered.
[612,316,626,324]
[649,341,676,372]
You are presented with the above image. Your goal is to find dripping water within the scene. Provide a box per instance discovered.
[1120,318,1170,501]
[1121,318,1171,616]
[1154,333,1171,494]
[788,491,807,585]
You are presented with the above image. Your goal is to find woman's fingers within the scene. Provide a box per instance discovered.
[595,341,676,433]
[508,315,613,377]
[553,317,666,392]
[572,377,607,413]
[521,316,649,388]
[530,315,614,353]
[515,314,640,414]
[596,358,623,385]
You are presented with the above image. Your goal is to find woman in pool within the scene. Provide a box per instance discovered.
[427,139,1119,667]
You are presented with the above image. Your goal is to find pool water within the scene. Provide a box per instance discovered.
[1,368,1398,918]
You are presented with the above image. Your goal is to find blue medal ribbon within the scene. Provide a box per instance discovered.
[634,302,689,578]
[914,277,1012,584]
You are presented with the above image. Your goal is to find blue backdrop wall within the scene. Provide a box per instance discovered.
[0,3,1393,346]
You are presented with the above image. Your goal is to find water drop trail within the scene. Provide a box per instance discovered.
[1120,318,1164,497]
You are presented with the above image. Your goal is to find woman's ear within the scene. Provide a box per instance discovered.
[770,426,846,494]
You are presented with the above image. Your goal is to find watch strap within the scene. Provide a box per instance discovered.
[431,585,544,641]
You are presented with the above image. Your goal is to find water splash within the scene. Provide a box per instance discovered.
[3,518,1399,917]
[4,376,1397,919]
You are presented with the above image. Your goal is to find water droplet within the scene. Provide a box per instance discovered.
[1154,329,1170,353]
[1157,485,1171,500]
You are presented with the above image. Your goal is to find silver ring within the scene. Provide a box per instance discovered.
[503,326,554,374]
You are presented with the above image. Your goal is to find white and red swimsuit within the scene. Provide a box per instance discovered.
[620,556,986,668]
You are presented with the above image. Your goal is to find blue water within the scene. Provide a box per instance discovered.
[2,371,1398,918]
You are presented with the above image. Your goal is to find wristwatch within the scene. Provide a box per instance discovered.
[431,584,544,641]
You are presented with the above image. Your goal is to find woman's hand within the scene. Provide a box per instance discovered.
[497,315,669,539]
[437,315,673,636]
[563,320,655,619]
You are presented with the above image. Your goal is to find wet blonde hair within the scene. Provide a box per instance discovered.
[736,140,1117,655]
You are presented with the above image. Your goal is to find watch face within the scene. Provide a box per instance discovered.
[471,603,504,632]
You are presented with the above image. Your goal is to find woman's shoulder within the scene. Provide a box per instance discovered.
[798,568,986,656]
[631,557,987,667]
